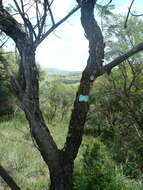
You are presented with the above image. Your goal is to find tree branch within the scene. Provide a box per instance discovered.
[0,37,9,48]
[46,0,55,25]
[0,6,27,44]
[63,0,104,161]
[103,42,143,75]
[124,0,135,28]
[36,0,49,39]
[13,0,36,40]
[35,4,80,47]
[0,165,21,190]
[130,12,143,17]
[0,0,2,6]
[62,0,143,163]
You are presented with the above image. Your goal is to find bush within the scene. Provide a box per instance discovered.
[0,81,15,116]
[73,139,143,190]
[73,139,116,190]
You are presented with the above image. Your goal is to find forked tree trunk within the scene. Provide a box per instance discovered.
[17,45,74,190]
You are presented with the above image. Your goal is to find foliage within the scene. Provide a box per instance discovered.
[0,116,48,189]
[86,64,143,178]
[40,79,76,122]
[84,15,143,180]
[74,139,116,190]
[0,50,16,116]
[104,15,143,60]
[73,139,143,190]
[0,110,71,189]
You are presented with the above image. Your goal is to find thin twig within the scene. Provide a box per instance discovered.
[35,4,80,47]
[47,0,55,25]
[0,38,9,48]
[124,0,135,28]
[130,12,143,17]
[105,0,113,7]
[13,0,36,39]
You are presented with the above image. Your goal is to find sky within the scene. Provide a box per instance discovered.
[36,0,87,71]
[35,0,143,71]
[3,0,143,71]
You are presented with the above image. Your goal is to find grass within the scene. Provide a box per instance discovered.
[0,112,143,190]
[0,112,82,189]
[0,115,49,190]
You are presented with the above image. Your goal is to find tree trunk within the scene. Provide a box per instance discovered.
[17,45,75,190]
[50,173,73,190]
[49,163,73,190]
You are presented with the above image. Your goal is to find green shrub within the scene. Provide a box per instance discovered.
[73,139,143,190]
[73,139,116,190]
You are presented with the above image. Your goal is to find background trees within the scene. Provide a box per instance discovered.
[86,14,143,183]
[40,80,76,122]
[0,49,16,116]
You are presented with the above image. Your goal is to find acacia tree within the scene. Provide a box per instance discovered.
[0,0,143,189]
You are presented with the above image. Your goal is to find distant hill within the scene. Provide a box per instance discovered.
[43,67,70,73]
[43,67,82,84]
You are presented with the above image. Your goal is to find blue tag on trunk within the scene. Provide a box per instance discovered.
[79,95,89,102]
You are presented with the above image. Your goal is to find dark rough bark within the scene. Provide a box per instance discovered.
[0,5,61,184]
[63,0,104,163]
[0,7,26,43]
[0,165,21,190]
[49,162,73,190]
[17,46,61,174]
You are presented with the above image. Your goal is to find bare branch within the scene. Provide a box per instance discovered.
[35,4,80,47]
[106,0,112,7]
[46,0,55,25]
[103,42,143,75]
[13,0,36,39]
[124,0,135,28]
[37,0,49,38]
[130,11,143,17]
[0,38,9,48]
[35,1,40,33]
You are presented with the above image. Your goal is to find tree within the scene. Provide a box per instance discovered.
[40,80,75,122]
[86,15,143,179]
[0,49,16,116]
[0,0,143,189]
